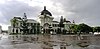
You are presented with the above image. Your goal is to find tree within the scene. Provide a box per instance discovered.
[70,24,78,34]
[10,17,18,27]
[62,29,67,34]
[70,23,93,34]
[36,23,41,34]
[20,13,29,34]
[10,17,20,34]
[21,20,28,34]
[77,23,92,34]
[57,28,61,34]
[59,16,64,27]
[93,27,100,32]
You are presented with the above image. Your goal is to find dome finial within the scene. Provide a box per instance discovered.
[44,6,46,10]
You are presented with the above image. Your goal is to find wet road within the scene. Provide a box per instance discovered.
[0,34,100,49]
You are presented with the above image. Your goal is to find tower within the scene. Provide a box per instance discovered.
[38,6,54,33]
[23,13,27,21]
[23,13,27,19]
[39,6,54,26]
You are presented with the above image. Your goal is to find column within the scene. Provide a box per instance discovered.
[18,28,20,34]
[14,28,16,33]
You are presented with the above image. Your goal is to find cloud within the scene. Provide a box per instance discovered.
[0,0,41,25]
[0,0,100,30]
[50,0,100,26]
[0,0,43,30]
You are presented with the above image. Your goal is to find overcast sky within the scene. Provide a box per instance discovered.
[0,0,100,30]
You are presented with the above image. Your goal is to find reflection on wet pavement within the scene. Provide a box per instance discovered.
[0,34,100,49]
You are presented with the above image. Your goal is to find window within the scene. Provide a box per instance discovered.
[31,23,33,26]
[16,29,18,33]
[53,24,55,27]
[55,24,57,27]
[12,28,14,32]
[34,23,36,26]
[37,23,40,26]
[27,23,29,26]
[60,46,66,49]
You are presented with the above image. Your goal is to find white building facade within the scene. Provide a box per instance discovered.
[39,6,74,34]
[8,6,75,34]
[8,13,41,34]
[39,6,61,34]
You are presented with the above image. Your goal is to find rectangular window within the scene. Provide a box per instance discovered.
[53,24,55,27]
[60,46,66,49]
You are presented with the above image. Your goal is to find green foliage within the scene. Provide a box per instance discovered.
[70,23,92,34]
[21,21,29,35]
[93,27,100,32]
[70,24,78,33]
[57,28,61,34]
[62,29,67,34]
[10,33,21,35]
[59,16,64,27]
[10,18,18,27]
[77,23,92,33]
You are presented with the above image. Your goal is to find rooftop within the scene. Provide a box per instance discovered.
[41,6,52,16]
